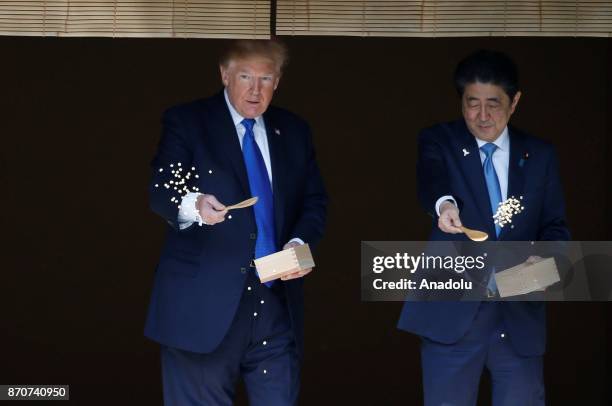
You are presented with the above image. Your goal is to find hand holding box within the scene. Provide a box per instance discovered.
[254,244,315,283]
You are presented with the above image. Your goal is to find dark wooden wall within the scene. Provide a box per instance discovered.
[1,36,610,405]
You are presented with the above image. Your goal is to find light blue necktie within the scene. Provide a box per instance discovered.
[241,119,276,287]
[481,142,502,294]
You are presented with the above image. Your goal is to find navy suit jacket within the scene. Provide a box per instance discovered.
[144,92,327,356]
[398,119,570,356]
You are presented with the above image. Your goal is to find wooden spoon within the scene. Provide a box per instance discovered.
[225,196,258,211]
[460,226,489,242]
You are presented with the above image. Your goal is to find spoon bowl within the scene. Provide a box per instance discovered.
[460,226,488,242]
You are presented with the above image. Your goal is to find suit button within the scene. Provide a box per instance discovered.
[240,267,246,274]
[250,233,257,240]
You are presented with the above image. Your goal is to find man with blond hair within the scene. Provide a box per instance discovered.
[145,39,328,405]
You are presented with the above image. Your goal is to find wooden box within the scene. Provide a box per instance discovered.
[495,257,560,298]
[254,244,315,283]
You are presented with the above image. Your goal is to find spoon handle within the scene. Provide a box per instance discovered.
[225,196,258,211]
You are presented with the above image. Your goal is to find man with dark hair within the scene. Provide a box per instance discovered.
[144,39,327,405]
[398,49,570,405]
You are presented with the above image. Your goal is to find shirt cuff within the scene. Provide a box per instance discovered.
[435,195,457,217]
[178,192,203,229]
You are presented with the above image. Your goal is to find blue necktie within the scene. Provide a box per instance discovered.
[241,119,276,286]
[481,142,502,294]
[481,143,502,237]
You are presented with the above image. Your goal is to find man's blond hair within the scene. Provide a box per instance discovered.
[220,39,288,74]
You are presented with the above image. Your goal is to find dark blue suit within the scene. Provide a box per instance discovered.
[144,92,327,405]
[398,119,570,405]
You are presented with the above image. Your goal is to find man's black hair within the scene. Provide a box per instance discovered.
[454,50,519,99]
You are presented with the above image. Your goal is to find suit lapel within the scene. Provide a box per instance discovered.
[204,92,251,197]
[500,126,527,240]
[263,110,285,247]
[453,120,498,239]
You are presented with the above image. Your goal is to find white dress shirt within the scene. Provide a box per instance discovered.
[435,126,510,215]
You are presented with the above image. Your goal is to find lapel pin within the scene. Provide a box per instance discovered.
[462,148,470,157]
[518,152,529,167]
[274,128,281,135]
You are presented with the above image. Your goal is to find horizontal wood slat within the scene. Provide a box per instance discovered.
[277,1,612,37]
[0,0,271,38]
